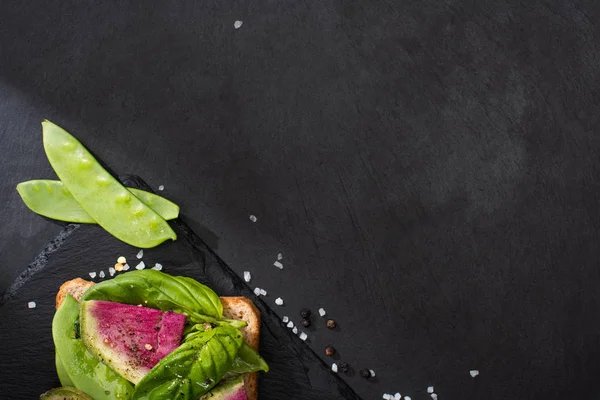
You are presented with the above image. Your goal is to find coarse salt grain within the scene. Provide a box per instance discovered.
[470,370,479,377]
[282,316,289,323]
[277,253,283,260]
[382,395,392,400]
[109,267,116,276]
[243,271,251,282]
[286,321,294,328]
[158,185,164,191]
[318,308,326,317]
[99,271,105,278]
[152,263,163,271]
[427,387,434,394]
[135,261,146,270]
[28,301,36,309]
[369,369,376,378]
[331,363,338,373]
[275,297,284,306]
[404,397,411,400]
[273,261,283,269]
[89,272,97,279]
[431,394,438,400]
[123,263,130,271]
[292,326,298,334]
[394,393,401,400]
[234,20,243,29]
[249,214,257,222]
[117,256,126,264]
[254,288,261,296]
[259,288,267,296]
[136,250,144,259]
[299,332,307,341]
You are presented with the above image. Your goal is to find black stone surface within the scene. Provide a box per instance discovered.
[1,1,600,399]
[0,176,361,400]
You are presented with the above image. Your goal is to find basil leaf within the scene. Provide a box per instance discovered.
[82,270,223,319]
[229,342,270,374]
[132,326,244,400]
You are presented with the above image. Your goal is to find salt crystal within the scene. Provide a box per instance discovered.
[243,271,251,282]
[275,297,284,305]
[234,20,243,29]
[427,387,434,394]
[89,272,97,279]
[117,256,126,264]
[109,267,116,276]
[99,271,105,278]
[369,369,376,378]
[249,214,257,222]
[152,263,163,271]
[470,370,479,377]
[282,316,289,323]
[431,394,438,400]
[331,363,338,373]
[299,332,307,341]
[260,288,267,296]
[277,253,283,260]
[292,326,298,334]
[273,261,283,269]
[287,321,294,328]
[254,288,261,296]
[136,250,144,259]
[135,261,146,270]
[123,263,130,271]
[382,394,390,399]
[28,301,36,309]
[394,394,402,400]
[158,185,164,191]
[404,397,411,400]
[318,308,326,317]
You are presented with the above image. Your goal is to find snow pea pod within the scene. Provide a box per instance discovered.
[42,120,176,248]
[53,295,134,399]
[16,180,179,223]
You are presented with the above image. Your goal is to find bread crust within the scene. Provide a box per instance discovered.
[221,296,261,400]
[56,279,261,400]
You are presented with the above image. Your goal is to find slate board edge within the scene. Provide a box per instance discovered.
[1,174,363,400]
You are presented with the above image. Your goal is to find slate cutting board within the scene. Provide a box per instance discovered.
[0,176,361,400]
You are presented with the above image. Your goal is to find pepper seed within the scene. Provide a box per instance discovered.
[325,345,336,357]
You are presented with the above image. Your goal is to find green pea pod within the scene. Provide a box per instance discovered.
[132,326,244,400]
[82,270,223,320]
[53,295,134,399]
[16,180,179,223]
[229,342,270,374]
[55,353,74,387]
[42,120,176,248]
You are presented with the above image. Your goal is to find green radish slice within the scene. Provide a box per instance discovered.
[42,120,176,248]
[16,180,179,223]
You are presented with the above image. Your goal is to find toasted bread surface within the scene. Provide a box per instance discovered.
[221,296,261,400]
[55,278,261,400]
[55,278,95,309]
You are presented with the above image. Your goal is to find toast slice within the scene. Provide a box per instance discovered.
[56,279,261,400]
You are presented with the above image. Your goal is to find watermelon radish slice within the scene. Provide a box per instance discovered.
[80,300,186,384]
[200,376,248,400]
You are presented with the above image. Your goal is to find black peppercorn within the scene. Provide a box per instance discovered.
[302,319,311,328]
[326,319,337,329]
[325,345,336,356]
[339,361,349,372]
[300,308,311,319]
[360,368,371,379]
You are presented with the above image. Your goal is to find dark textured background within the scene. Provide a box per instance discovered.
[1,1,600,398]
